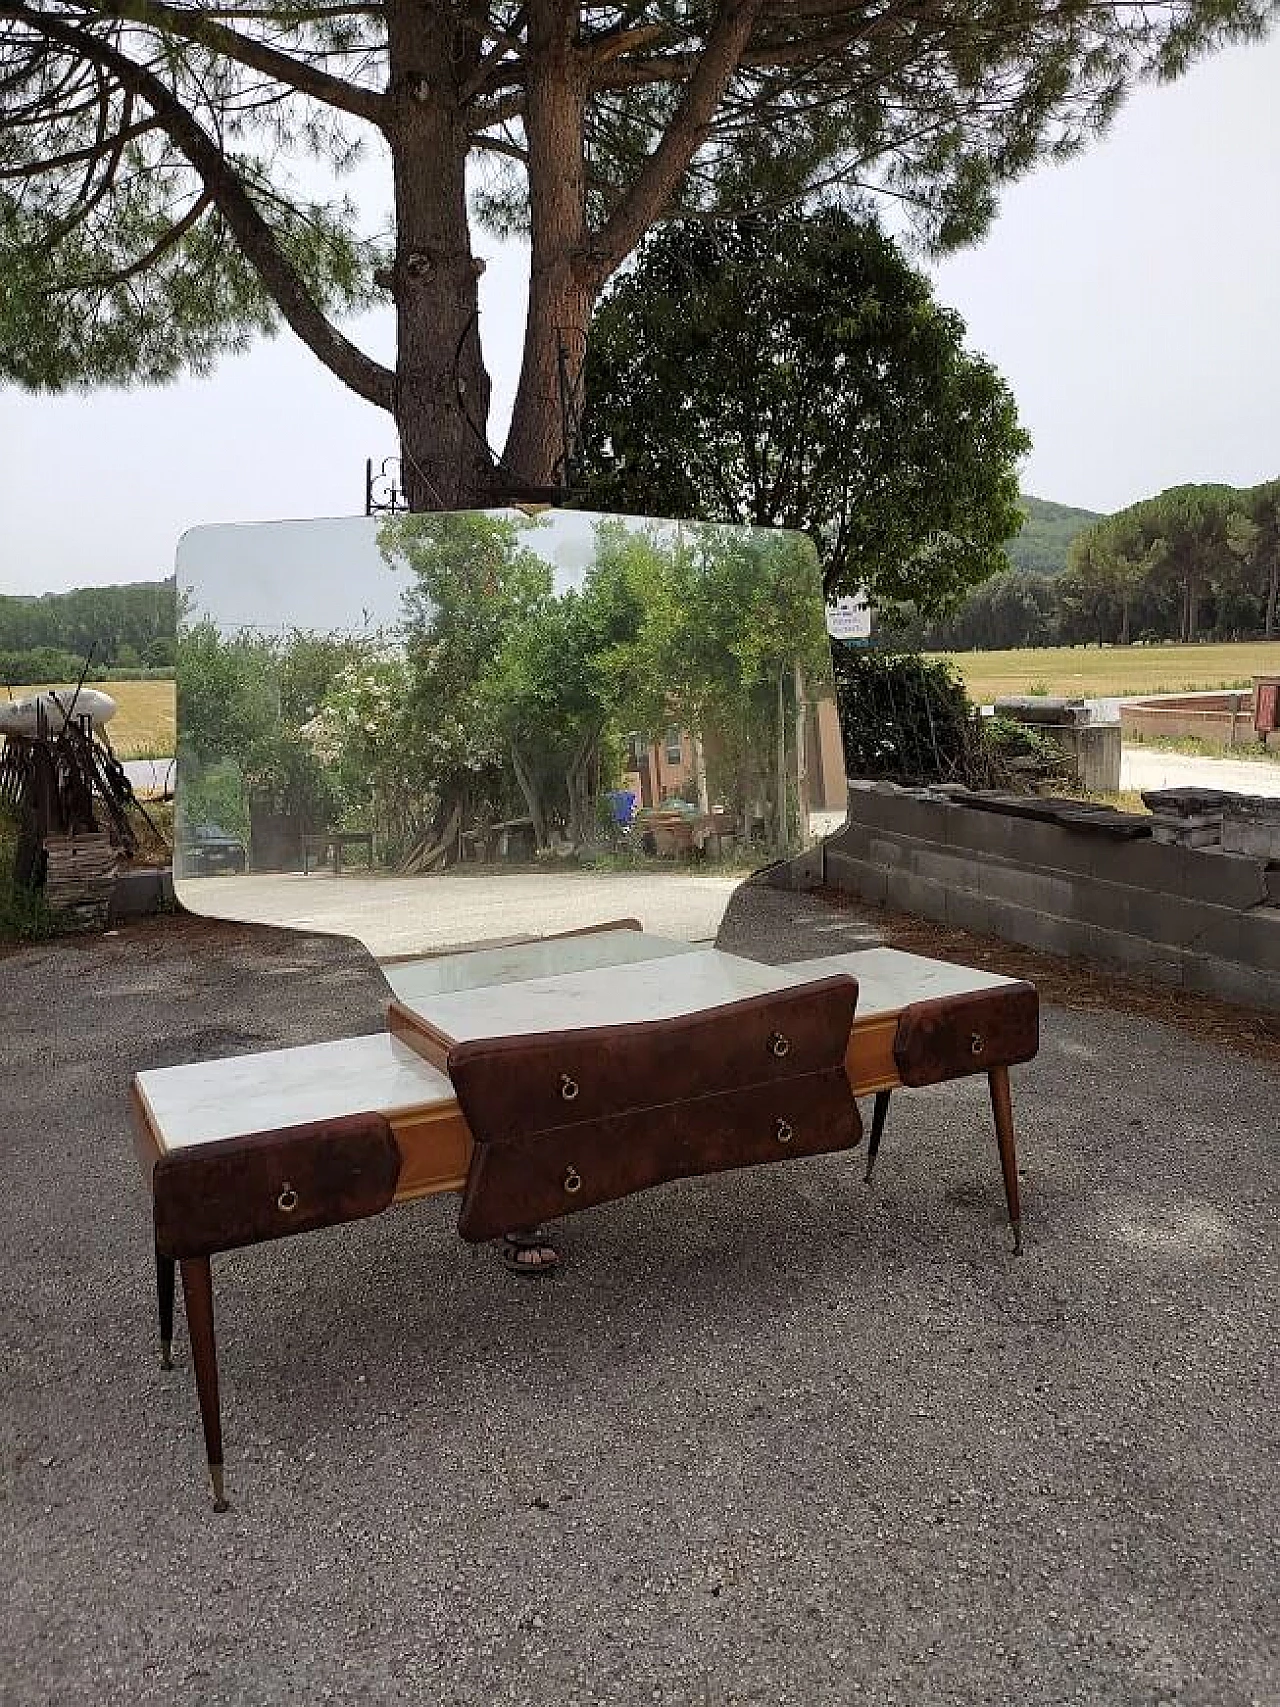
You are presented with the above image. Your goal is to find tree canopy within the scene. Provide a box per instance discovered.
[1060,481,1280,643]
[376,511,830,863]
[893,477,1280,648]
[0,577,176,682]
[576,209,1029,613]
[4,2,1274,508]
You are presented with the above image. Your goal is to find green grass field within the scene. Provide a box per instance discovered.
[935,641,1280,705]
[23,678,176,757]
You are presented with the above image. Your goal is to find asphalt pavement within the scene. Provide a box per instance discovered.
[1,888,1276,1707]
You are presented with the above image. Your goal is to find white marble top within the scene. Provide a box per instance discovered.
[394,948,798,1042]
[777,948,1018,1019]
[136,943,1024,1151]
[384,927,696,1003]
[136,1033,454,1152]
[395,944,1020,1044]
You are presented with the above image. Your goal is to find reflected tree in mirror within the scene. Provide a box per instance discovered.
[174,511,847,956]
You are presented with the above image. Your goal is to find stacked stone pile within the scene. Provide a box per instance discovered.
[1142,788,1280,862]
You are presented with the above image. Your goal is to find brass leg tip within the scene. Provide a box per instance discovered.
[160,1341,173,1371]
[210,1464,229,1513]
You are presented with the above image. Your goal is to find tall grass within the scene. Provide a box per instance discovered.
[0,813,56,942]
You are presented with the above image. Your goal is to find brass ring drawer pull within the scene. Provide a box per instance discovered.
[564,1165,582,1195]
[277,1184,299,1213]
[775,1118,794,1145]
[560,1073,580,1102]
[769,1032,790,1059]
[970,1033,985,1056]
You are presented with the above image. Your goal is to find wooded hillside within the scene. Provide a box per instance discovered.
[1006,496,1104,576]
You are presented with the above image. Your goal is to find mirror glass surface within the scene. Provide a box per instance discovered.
[175,510,848,959]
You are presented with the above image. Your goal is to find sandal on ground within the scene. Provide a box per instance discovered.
[501,1228,561,1277]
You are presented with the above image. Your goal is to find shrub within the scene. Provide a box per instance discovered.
[833,648,996,786]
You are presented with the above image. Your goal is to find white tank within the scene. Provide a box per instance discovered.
[0,688,118,737]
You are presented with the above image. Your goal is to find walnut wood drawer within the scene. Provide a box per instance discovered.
[152,1112,402,1259]
[450,975,861,1243]
[892,982,1039,1088]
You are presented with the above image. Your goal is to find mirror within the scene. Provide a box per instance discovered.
[175,509,848,959]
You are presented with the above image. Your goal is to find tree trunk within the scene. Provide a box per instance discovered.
[1266,558,1279,640]
[692,732,711,815]
[399,797,461,875]
[501,1,595,495]
[511,741,548,851]
[793,666,809,842]
[386,4,495,510]
[775,669,788,851]
[566,727,599,845]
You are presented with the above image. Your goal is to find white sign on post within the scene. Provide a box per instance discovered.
[825,590,872,643]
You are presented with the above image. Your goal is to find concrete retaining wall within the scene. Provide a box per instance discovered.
[820,786,1280,1012]
[1121,691,1256,748]
[108,867,175,923]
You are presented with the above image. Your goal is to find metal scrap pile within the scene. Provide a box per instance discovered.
[0,684,142,929]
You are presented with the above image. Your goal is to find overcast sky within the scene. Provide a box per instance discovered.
[180,509,677,635]
[1,31,1276,598]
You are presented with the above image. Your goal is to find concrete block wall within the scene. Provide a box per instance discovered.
[821,787,1280,1013]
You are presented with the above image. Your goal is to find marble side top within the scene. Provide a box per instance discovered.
[383,927,696,1003]
[394,944,1022,1045]
[136,1033,455,1152]
[135,942,1026,1152]
[777,948,1018,1019]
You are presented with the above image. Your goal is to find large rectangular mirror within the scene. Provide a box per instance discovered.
[175,509,848,958]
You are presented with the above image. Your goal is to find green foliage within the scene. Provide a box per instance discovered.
[3,3,1271,509]
[892,476,1280,648]
[891,568,1059,651]
[0,808,56,942]
[303,654,423,862]
[0,579,176,677]
[379,511,832,857]
[984,714,1071,771]
[1005,496,1104,576]
[176,618,362,845]
[833,650,997,786]
[1061,480,1280,644]
[1,647,100,687]
[578,211,1029,618]
[179,758,251,842]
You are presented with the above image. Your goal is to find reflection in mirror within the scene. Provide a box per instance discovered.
[175,510,848,959]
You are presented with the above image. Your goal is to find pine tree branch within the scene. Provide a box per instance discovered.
[76,0,388,124]
[581,0,769,288]
[50,188,214,289]
[9,3,394,409]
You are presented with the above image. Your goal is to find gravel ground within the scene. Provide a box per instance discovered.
[2,891,1277,1707]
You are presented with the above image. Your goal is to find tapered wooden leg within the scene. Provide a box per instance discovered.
[863,1090,893,1183]
[156,1249,176,1370]
[179,1256,230,1511]
[987,1065,1023,1255]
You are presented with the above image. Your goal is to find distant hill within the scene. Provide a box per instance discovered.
[1006,494,1104,576]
